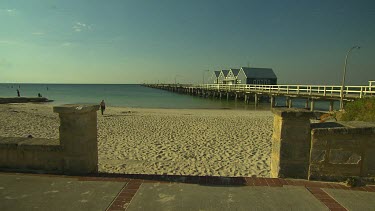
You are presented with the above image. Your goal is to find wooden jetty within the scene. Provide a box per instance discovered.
[0,97,52,104]
[144,83,375,111]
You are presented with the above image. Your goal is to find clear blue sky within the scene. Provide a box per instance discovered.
[0,0,374,85]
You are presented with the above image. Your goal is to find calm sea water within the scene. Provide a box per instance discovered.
[0,84,339,110]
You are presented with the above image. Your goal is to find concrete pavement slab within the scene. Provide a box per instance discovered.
[0,173,126,211]
[323,188,375,211]
[127,183,328,211]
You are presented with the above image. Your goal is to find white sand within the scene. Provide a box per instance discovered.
[0,103,274,177]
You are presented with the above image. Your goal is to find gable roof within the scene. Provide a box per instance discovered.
[240,67,277,79]
[221,70,230,77]
[213,71,221,77]
[229,68,240,76]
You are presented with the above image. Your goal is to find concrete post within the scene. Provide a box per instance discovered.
[288,98,293,108]
[226,93,229,101]
[235,93,238,101]
[219,92,222,99]
[244,94,247,103]
[271,108,313,179]
[254,94,258,106]
[53,104,99,175]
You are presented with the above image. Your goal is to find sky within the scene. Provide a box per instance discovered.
[0,0,374,85]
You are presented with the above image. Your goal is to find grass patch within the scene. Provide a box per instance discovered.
[340,98,375,122]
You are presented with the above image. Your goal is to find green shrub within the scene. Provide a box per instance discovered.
[346,177,365,187]
[341,98,375,122]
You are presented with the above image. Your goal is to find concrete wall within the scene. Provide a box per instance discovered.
[0,104,99,175]
[309,126,375,180]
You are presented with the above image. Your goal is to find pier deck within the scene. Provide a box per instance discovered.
[144,83,375,111]
[0,97,52,104]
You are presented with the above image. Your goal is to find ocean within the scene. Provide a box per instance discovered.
[0,84,339,110]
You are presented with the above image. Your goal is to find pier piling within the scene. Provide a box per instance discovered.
[270,96,275,108]
[310,99,315,111]
[288,98,293,108]
[329,100,334,112]
[305,98,309,109]
[285,97,290,107]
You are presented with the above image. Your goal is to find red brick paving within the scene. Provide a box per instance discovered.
[106,180,143,211]
[306,186,348,210]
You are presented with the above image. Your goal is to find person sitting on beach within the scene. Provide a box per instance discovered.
[38,93,42,97]
[100,100,106,115]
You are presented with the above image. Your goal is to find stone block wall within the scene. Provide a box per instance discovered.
[271,108,375,180]
[54,104,99,175]
[0,137,63,172]
[309,126,375,180]
[0,104,99,175]
[271,108,314,178]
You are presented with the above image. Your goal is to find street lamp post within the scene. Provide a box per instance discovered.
[202,70,209,84]
[340,46,360,110]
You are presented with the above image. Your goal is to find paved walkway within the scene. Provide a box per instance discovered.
[1,172,374,211]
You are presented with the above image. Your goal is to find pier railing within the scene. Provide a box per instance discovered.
[149,83,375,99]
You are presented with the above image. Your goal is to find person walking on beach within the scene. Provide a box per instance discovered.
[16,89,20,97]
[100,100,106,115]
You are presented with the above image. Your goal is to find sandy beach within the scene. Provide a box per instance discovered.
[0,103,273,177]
